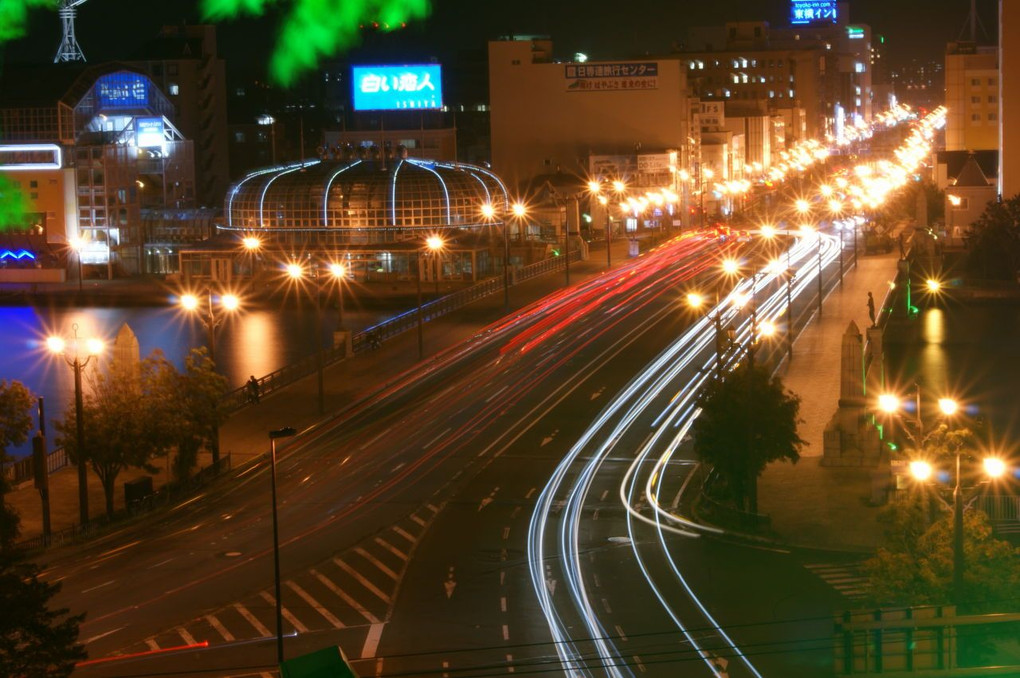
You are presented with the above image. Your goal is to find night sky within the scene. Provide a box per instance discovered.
[0,0,999,82]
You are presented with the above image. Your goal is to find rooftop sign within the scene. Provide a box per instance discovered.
[790,0,838,25]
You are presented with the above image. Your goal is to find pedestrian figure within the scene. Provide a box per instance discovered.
[246,375,260,404]
[867,291,876,328]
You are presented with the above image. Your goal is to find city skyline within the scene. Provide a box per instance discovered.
[0,0,999,84]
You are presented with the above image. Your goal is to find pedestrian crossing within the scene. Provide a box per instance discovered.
[109,502,444,669]
[804,562,870,601]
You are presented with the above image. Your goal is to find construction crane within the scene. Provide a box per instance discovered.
[54,0,88,63]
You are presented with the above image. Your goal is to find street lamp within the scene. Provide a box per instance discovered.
[242,235,261,280]
[287,260,347,414]
[416,235,445,360]
[686,291,735,380]
[68,236,86,292]
[46,324,103,526]
[181,290,240,464]
[268,425,297,665]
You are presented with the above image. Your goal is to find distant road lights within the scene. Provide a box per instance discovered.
[759,224,777,240]
[480,202,496,220]
[686,292,705,309]
[612,179,626,194]
[926,278,942,293]
[795,198,811,216]
[722,258,740,276]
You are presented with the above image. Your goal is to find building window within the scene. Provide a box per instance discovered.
[234,131,245,143]
[971,78,981,86]
[989,95,997,103]
[972,113,981,121]
[29,180,37,188]
[971,96,980,103]
[988,77,995,85]
[989,112,998,121]
[168,64,178,76]
[169,83,180,95]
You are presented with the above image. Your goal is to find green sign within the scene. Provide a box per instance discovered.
[280,645,358,678]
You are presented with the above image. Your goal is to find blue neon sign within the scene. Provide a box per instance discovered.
[0,249,36,260]
[96,73,149,109]
[790,0,838,25]
[351,65,442,111]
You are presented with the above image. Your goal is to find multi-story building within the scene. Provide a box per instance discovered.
[944,41,998,153]
[125,24,230,209]
[488,36,693,189]
[0,63,200,278]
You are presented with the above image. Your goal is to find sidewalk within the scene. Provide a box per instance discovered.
[757,247,902,553]
[8,236,902,555]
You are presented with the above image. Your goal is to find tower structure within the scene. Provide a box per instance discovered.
[54,0,87,63]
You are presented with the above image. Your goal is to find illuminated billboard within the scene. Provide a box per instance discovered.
[351,65,442,111]
[135,117,165,148]
[790,0,837,25]
[96,72,149,109]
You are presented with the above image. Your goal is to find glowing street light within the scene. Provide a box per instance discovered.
[287,259,348,414]
[416,235,446,359]
[46,324,103,526]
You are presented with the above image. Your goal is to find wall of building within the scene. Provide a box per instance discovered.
[489,38,690,187]
[1000,0,1020,199]
[945,44,998,152]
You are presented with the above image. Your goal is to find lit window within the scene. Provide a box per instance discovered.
[855,62,865,73]
[169,83,179,96]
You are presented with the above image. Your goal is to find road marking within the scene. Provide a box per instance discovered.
[374,537,407,561]
[525,487,536,499]
[502,624,510,641]
[615,624,628,642]
[287,580,344,628]
[333,558,392,604]
[500,596,508,613]
[84,626,124,645]
[176,626,197,645]
[205,614,234,642]
[314,569,379,624]
[355,546,399,580]
[602,598,612,614]
[600,489,609,501]
[362,622,385,659]
[393,526,416,543]
[634,654,647,672]
[233,602,271,637]
[82,580,115,594]
[426,503,440,513]
[259,591,308,633]
[502,526,511,540]
[410,514,427,527]
[442,660,450,678]
[145,638,159,651]
[423,427,451,450]
[444,566,456,599]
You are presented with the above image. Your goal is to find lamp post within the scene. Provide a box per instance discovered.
[268,425,297,665]
[328,261,347,331]
[181,290,240,464]
[701,167,714,228]
[45,324,103,526]
[416,235,445,360]
[258,114,277,164]
[486,202,525,313]
[242,235,261,280]
[877,393,1008,605]
[686,291,733,380]
[287,260,347,414]
[69,236,86,292]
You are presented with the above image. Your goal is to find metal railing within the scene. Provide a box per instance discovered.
[224,251,583,410]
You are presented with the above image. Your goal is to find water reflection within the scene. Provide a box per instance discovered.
[919,308,949,397]
[0,304,324,458]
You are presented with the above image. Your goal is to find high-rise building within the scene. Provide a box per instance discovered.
[944,41,998,153]
[1000,0,1020,199]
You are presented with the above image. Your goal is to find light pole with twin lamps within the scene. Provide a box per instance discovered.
[181,290,240,465]
[878,393,1008,606]
[46,324,103,526]
[286,260,347,414]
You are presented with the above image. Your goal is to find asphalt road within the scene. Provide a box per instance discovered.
[50,229,859,678]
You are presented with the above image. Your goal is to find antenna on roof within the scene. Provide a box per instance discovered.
[54,0,88,63]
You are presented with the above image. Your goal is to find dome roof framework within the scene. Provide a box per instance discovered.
[225,157,510,245]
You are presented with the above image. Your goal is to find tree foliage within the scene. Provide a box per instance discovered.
[964,193,1020,281]
[0,554,87,677]
[692,363,806,513]
[864,494,1020,612]
[160,348,229,481]
[0,380,34,549]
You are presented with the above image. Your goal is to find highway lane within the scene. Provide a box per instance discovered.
[64,233,723,676]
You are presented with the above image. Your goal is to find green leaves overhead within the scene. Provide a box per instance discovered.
[0,0,54,44]
[0,176,28,234]
[200,0,432,86]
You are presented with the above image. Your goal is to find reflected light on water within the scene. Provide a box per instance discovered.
[920,308,949,399]
[218,311,286,387]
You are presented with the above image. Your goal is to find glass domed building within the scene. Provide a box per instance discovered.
[215,148,514,282]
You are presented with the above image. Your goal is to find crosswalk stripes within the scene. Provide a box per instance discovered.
[804,562,870,601]
[114,501,446,663]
